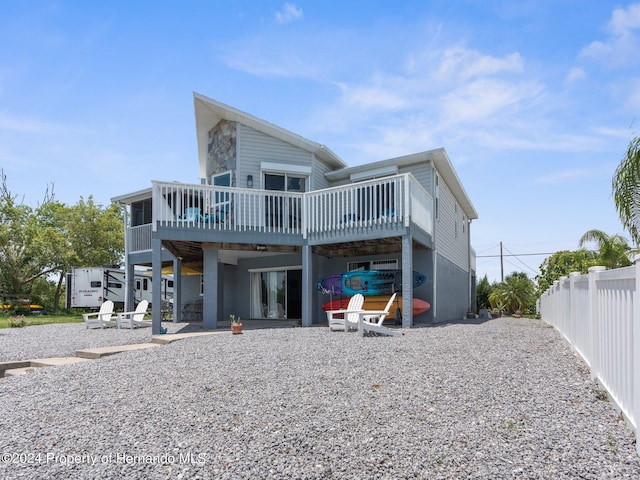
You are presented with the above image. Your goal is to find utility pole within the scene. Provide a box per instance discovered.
[500,241,504,282]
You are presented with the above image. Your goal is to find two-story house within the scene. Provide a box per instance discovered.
[112,93,478,334]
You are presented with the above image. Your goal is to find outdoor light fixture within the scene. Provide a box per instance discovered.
[247,175,253,188]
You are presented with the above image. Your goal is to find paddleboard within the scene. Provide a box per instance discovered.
[316,270,427,296]
[322,295,430,316]
[342,270,427,296]
[315,273,343,294]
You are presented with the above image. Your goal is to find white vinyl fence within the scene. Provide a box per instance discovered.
[538,264,640,454]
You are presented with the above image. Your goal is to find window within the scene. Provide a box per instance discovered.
[90,281,101,288]
[347,259,398,271]
[264,173,306,192]
[211,171,231,187]
[455,204,458,239]
[263,172,307,229]
[211,171,232,223]
[131,198,153,226]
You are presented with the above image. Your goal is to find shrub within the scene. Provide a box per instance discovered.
[8,315,27,328]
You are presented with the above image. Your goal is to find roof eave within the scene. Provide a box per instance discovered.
[194,93,347,177]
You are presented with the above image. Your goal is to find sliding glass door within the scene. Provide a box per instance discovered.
[250,268,302,319]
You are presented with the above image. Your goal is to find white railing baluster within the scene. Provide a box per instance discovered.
[143,174,433,246]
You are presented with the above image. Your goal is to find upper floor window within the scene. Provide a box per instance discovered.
[264,173,307,192]
[131,198,153,226]
[211,171,231,187]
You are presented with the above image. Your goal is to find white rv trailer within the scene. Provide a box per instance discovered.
[66,266,173,310]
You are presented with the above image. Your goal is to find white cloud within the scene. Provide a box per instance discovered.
[609,3,640,36]
[275,3,303,25]
[565,67,586,84]
[435,47,523,82]
[580,3,640,67]
[338,82,410,111]
[532,169,594,185]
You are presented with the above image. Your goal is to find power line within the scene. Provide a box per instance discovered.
[502,244,540,276]
[476,242,554,281]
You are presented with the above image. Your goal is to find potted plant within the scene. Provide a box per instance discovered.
[230,314,243,334]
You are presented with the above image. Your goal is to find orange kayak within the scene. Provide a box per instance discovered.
[322,295,430,316]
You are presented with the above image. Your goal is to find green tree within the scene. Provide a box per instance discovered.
[476,275,493,310]
[536,249,598,293]
[613,136,640,244]
[0,173,56,301]
[578,229,631,270]
[0,171,125,311]
[489,272,535,314]
[45,197,125,311]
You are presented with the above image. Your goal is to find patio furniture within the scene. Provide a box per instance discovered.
[117,300,150,329]
[326,294,364,331]
[358,293,402,337]
[180,207,202,223]
[83,300,116,329]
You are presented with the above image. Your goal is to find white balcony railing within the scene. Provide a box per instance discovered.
[130,174,433,252]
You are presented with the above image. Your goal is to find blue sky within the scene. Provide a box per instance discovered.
[1,1,639,283]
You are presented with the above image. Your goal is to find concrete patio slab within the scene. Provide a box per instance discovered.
[151,331,224,345]
[76,343,160,359]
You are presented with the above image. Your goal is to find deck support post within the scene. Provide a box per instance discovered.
[151,236,163,335]
[302,244,313,327]
[173,258,182,323]
[401,234,414,328]
[202,244,220,329]
[125,260,135,314]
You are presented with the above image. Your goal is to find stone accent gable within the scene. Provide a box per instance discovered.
[207,120,237,176]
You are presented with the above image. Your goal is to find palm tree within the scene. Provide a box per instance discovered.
[489,272,535,314]
[613,136,640,245]
[578,229,631,269]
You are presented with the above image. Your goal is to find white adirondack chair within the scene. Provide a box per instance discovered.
[83,301,116,329]
[326,294,365,331]
[359,293,402,337]
[117,300,150,329]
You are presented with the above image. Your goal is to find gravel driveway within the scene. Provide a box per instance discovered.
[1,317,639,479]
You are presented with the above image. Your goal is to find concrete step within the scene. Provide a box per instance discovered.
[0,361,31,378]
[151,331,222,345]
[4,366,40,377]
[2,333,223,378]
[76,343,160,359]
[1,357,92,377]
[31,357,92,368]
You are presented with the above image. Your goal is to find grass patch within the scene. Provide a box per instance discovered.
[0,313,84,329]
[594,389,609,402]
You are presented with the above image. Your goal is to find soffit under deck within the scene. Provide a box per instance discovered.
[161,237,428,267]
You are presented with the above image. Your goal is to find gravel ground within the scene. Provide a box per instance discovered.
[1,317,639,479]
[0,322,194,362]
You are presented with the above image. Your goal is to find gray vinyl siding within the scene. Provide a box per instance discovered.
[434,253,469,322]
[434,173,469,272]
[311,156,336,191]
[398,161,434,196]
[237,125,313,190]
